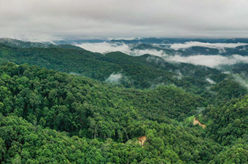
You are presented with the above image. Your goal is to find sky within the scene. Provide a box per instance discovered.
[1,0,248,41]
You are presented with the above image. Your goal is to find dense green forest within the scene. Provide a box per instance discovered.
[0,62,247,163]
[0,39,227,93]
[0,39,247,163]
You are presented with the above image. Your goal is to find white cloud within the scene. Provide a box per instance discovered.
[170,42,248,50]
[76,42,131,54]
[232,74,248,89]
[76,42,167,57]
[132,49,166,57]
[105,73,122,83]
[165,54,248,68]
[206,78,216,84]
[76,41,248,68]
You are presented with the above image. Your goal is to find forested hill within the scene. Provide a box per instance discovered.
[0,63,248,163]
[0,39,227,93]
[0,39,247,163]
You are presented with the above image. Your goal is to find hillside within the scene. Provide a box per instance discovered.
[0,39,247,163]
[0,39,227,93]
[0,63,247,163]
[2,0,248,162]
[0,63,204,138]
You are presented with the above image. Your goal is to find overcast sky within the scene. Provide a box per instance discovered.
[1,0,248,41]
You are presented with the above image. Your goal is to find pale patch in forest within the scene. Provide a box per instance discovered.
[193,118,206,129]
[138,136,147,146]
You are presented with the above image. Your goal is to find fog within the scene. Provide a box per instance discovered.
[105,73,123,83]
[166,54,248,68]
[170,42,248,50]
[76,42,130,54]
[76,42,167,57]
[76,41,248,68]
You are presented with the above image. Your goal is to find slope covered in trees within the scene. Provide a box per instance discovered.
[0,39,248,163]
[0,63,204,140]
[0,39,227,92]
[203,95,248,145]
[0,63,247,163]
[0,115,222,163]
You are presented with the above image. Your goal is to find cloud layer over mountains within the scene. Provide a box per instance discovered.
[76,41,248,68]
[170,42,248,50]
[76,42,166,57]
[166,54,248,68]
[1,0,248,40]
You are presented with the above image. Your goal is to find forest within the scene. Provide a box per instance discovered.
[0,39,248,163]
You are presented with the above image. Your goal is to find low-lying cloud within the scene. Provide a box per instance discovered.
[232,74,248,89]
[165,54,248,68]
[105,73,123,83]
[76,42,167,57]
[132,49,166,57]
[76,42,130,54]
[170,41,248,50]
[206,78,216,84]
[76,41,248,68]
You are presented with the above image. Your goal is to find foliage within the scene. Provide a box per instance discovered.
[0,41,227,93]
[0,63,234,163]
[0,38,247,163]
[204,95,248,145]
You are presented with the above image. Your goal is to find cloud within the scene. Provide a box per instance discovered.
[165,54,248,68]
[76,42,167,57]
[76,42,131,54]
[76,41,248,68]
[170,42,248,50]
[206,78,216,84]
[105,73,122,83]
[232,74,248,89]
[1,0,248,40]
[132,49,166,57]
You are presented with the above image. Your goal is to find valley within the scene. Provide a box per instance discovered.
[0,38,247,163]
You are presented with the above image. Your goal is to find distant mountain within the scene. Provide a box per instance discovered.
[1,38,248,163]
[0,38,229,94]
[0,38,52,48]
[110,37,248,44]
